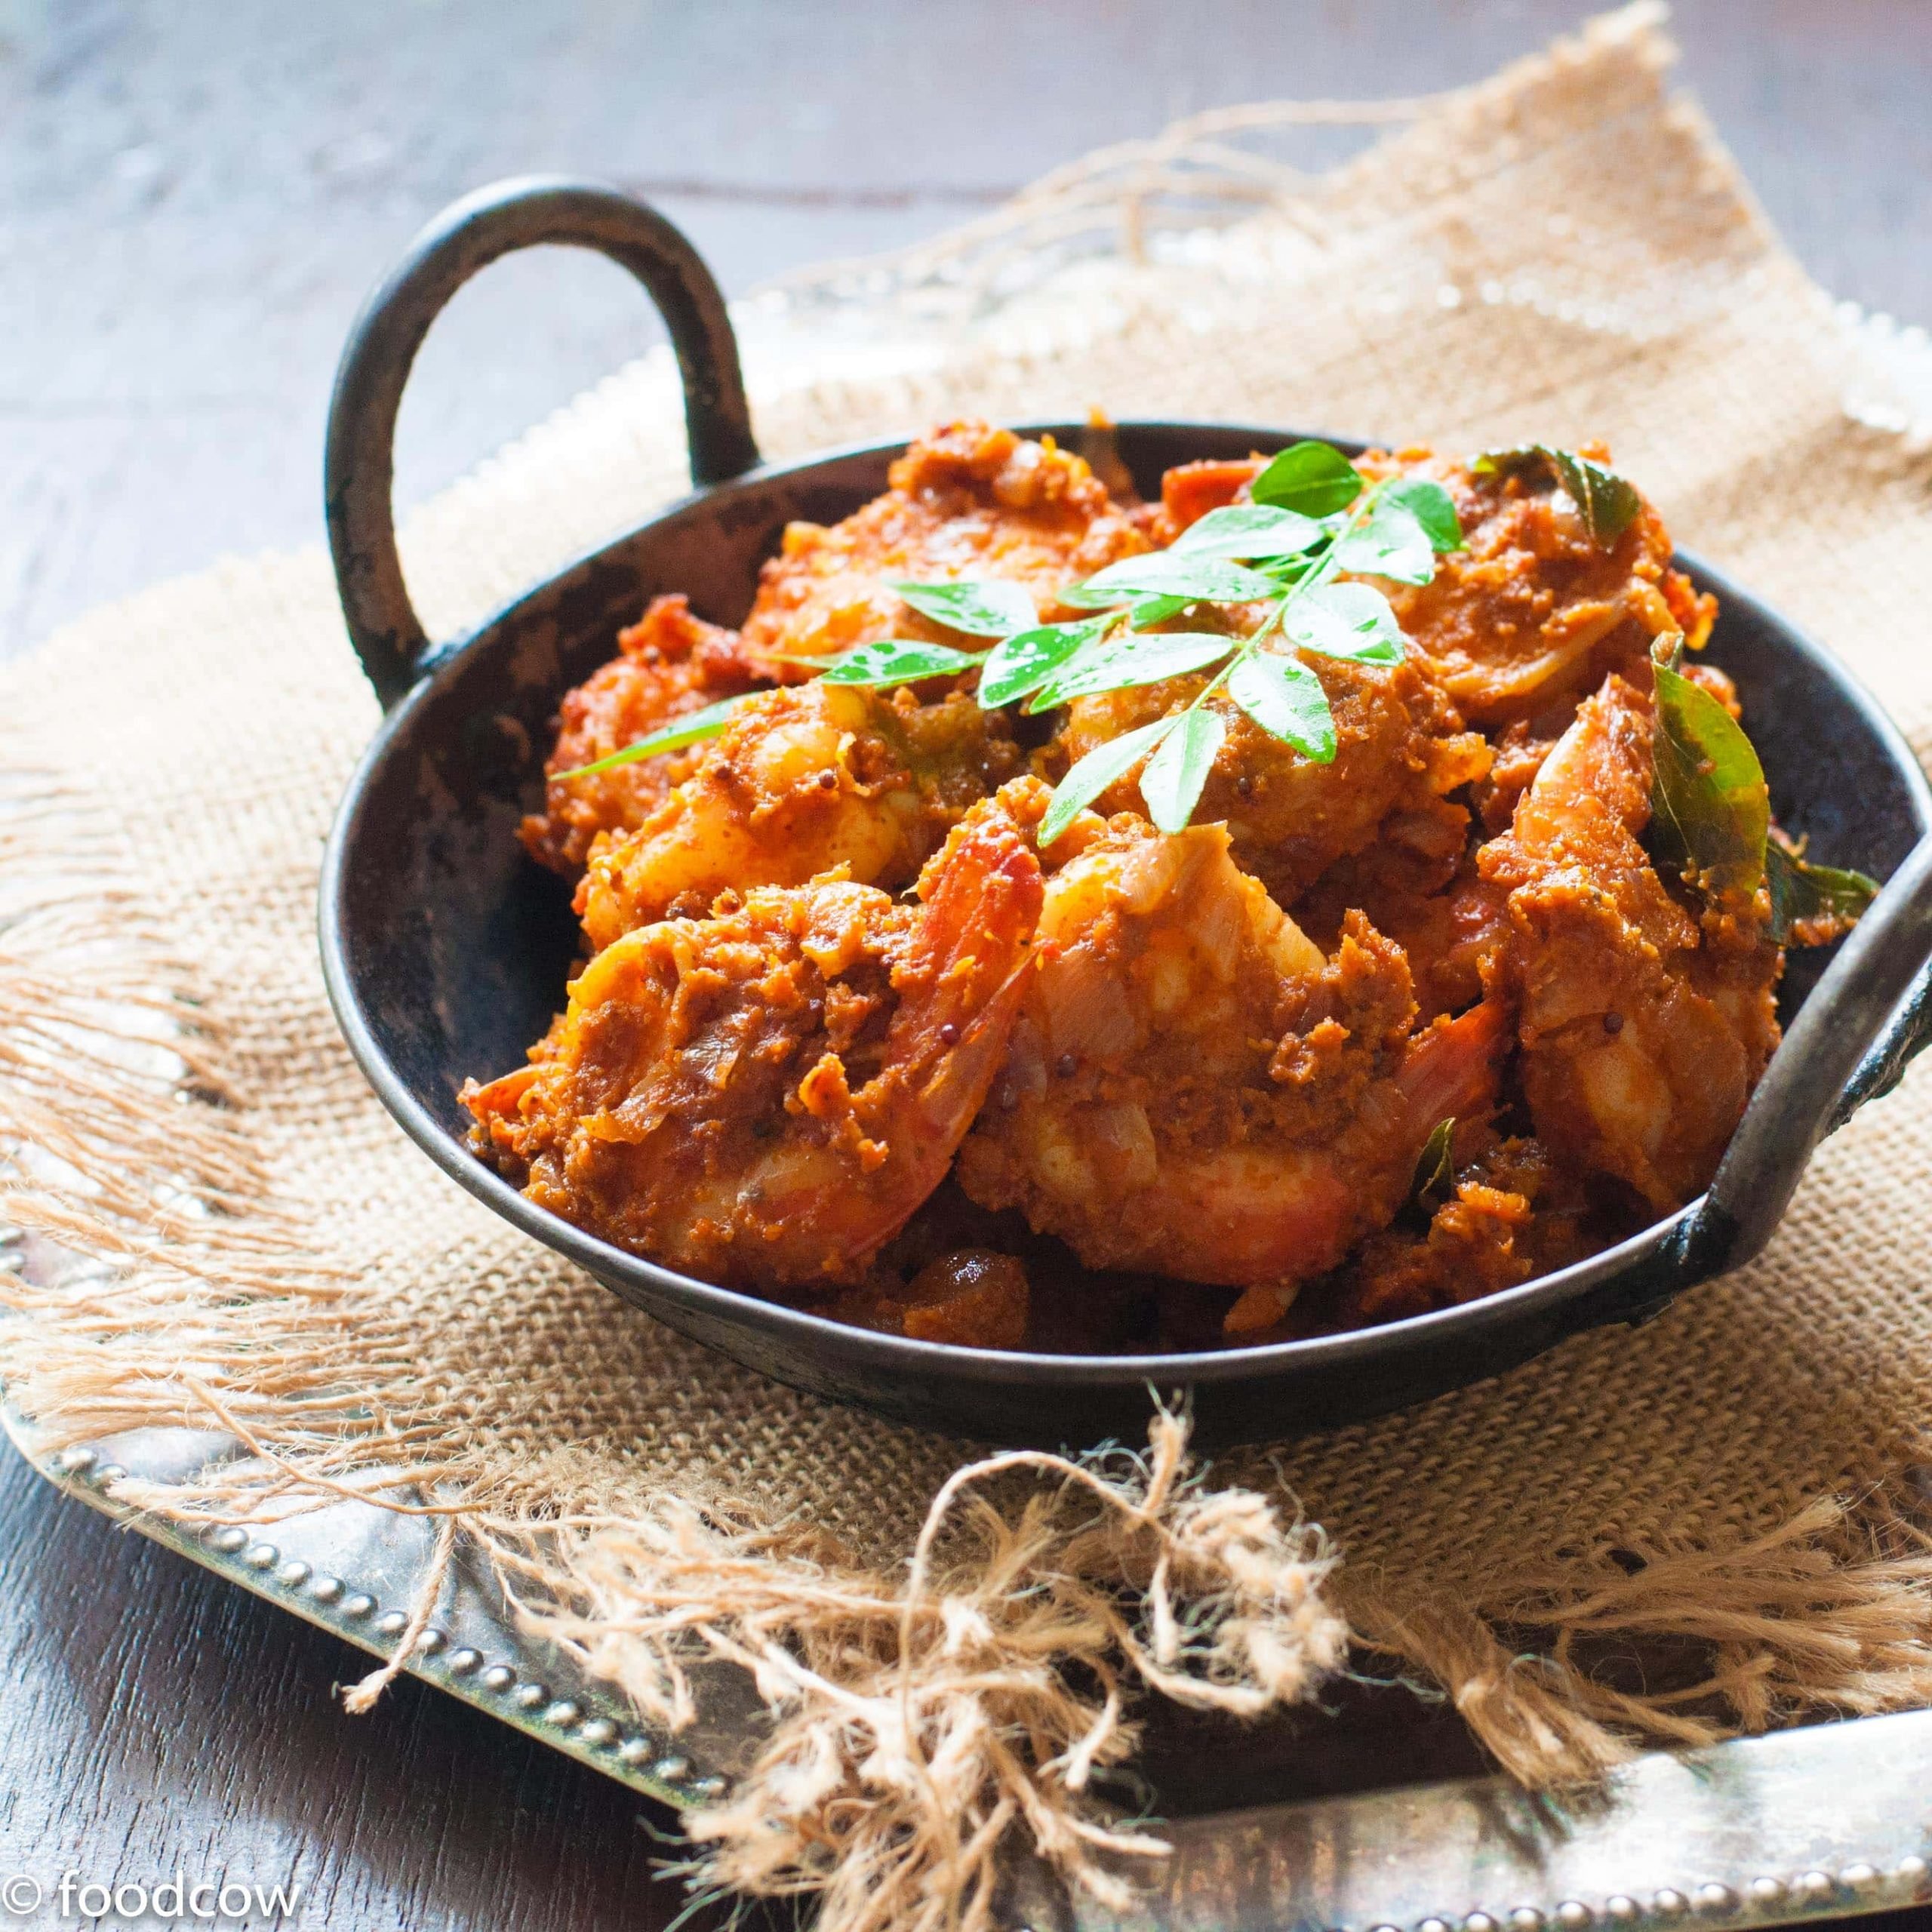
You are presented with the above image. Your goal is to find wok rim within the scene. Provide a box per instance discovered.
[317,420,1932,1395]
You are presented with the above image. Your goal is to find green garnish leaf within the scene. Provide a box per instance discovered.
[1650,649,1770,899]
[891,578,1038,638]
[977,616,1112,711]
[817,638,987,685]
[551,692,749,780]
[1128,594,1194,629]
[1171,503,1325,561]
[1411,1117,1457,1215]
[1040,718,1175,845]
[1550,450,1641,549]
[1072,552,1279,605]
[1334,499,1437,585]
[1226,654,1338,762]
[1766,838,1878,943]
[1380,476,1464,552]
[1056,586,1209,625]
[1281,580,1406,664]
[1026,631,1232,712]
[1471,445,1641,549]
[1140,706,1226,834]
[1251,440,1364,517]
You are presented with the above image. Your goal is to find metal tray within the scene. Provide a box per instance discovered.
[7,1398,1929,1932]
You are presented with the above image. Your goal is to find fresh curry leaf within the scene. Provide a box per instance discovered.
[1380,476,1464,552]
[891,578,1038,638]
[1226,654,1337,761]
[1281,580,1406,664]
[1055,583,1205,624]
[1040,718,1176,845]
[1073,552,1279,605]
[1027,631,1233,712]
[1140,706,1226,834]
[1471,445,1641,548]
[551,693,749,780]
[977,616,1113,711]
[1055,581,1134,610]
[817,638,987,685]
[1765,838,1879,943]
[1171,503,1326,561]
[1128,594,1194,629]
[1057,586,1216,625]
[1251,440,1364,517]
[1411,1118,1457,1215]
[1650,652,1770,898]
[1334,499,1436,585]
[1549,449,1641,549]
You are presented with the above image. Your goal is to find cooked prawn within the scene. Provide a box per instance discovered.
[740,420,1149,666]
[1135,443,1713,731]
[1478,672,1780,1211]
[575,680,1021,953]
[520,594,768,877]
[955,813,1509,1331]
[464,792,1044,1291]
[1051,650,1491,909]
[1370,445,1713,727]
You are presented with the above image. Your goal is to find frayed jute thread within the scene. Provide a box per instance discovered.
[343,1515,461,1715]
[1342,1497,1932,1784]
[519,1414,1346,1932]
[12,8,1932,1925]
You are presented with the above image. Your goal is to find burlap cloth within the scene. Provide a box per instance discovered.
[9,8,1932,1927]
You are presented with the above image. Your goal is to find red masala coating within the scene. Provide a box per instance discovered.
[520,595,766,877]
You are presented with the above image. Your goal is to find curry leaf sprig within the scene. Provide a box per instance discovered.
[1024,443,1464,840]
[555,442,1463,832]
[1649,634,1877,941]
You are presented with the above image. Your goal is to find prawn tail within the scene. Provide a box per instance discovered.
[1521,672,1655,839]
[1397,995,1512,1135]
[460,1064,540,1175]
[895,793,1047,1060]
[817,797,1045,1266]
[897,788,1045,1134]
[913,944,1040,1140]
[807,957,1040,1277]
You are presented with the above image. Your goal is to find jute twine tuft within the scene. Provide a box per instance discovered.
[8,9,1932,1927]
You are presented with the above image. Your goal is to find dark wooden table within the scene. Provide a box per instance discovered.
[5,5,1930,1924]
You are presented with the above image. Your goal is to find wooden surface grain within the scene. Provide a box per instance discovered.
[5,4,1931,1924]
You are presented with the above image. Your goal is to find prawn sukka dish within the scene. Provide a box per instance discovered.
[466,422,1869,1354]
